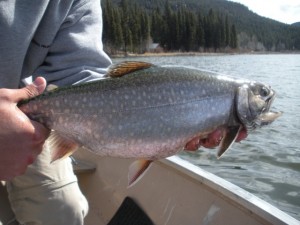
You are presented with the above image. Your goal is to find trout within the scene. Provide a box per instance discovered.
[19,62,282,185]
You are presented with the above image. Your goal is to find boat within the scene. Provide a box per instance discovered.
[1,149,299,225]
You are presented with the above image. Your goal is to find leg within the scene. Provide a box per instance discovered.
[0,181,17,225]
[6,142,88,225]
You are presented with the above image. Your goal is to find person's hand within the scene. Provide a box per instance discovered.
[0,77,50,180]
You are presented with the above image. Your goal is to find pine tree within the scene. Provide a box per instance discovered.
[196,12,205,49]
[204,9,215,49]
[230,24,237,48]
[151,7,164,44]
[225,15,230,47]
[120,0,132,53]
[163,0,174,50]
[112,7,123,50]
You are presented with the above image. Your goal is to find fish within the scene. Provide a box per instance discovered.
[18,61,282,186]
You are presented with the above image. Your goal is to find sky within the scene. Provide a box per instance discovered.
[228,0,300,24]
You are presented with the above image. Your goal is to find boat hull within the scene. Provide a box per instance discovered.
[74,150,299,225]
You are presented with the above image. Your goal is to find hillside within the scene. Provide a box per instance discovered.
[104,0,300,51]
[292,22,300,27]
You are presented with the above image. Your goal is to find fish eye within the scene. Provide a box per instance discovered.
[260,86,270,97]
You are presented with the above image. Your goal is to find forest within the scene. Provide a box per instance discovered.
[102,0,237,54]
[102,0,300,55]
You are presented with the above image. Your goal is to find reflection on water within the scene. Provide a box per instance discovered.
[113,54,300,220]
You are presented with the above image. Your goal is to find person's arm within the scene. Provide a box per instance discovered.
[0,77,49,180]
[32,0,112,86]
[0,0,110,180]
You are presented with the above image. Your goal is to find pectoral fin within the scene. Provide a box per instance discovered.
[48,131,79,163]
[107,61,153,78]
[217,126,242,158]
[128,159,152,187]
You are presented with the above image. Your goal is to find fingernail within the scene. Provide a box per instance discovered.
[33,77,46,93]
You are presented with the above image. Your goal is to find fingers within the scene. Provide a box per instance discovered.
[12,77,47,103]
[32,120,51,142]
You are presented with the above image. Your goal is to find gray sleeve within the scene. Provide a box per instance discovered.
[33,0,112,86]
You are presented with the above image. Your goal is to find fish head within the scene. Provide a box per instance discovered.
[236,81,282,131]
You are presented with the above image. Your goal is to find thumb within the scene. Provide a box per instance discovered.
[13,77,47,103]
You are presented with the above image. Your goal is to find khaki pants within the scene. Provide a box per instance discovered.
[5,142,88,225]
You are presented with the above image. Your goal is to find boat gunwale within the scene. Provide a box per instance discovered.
[159,156,299,225]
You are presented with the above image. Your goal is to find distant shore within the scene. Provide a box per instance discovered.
[110,50,300,58]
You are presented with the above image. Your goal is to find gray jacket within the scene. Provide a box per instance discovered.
[0,0,111,88]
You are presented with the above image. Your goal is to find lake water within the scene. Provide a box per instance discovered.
[112,54,300,220]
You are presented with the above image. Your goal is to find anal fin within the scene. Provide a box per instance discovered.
[128,159,152,187]
[48,131,79,163]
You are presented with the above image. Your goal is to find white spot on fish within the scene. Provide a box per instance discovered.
[86,127,92,134]
[58,117,63,123]
[55,101,60,107]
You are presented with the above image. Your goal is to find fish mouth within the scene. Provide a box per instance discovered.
[255,93,282,127]
[255,111,282,126]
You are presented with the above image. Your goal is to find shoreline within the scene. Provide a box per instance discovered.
[110,50,300,58]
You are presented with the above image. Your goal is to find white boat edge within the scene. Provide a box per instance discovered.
[163,155,300,225]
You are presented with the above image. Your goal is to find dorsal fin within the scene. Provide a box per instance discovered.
[107,61,153,78]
